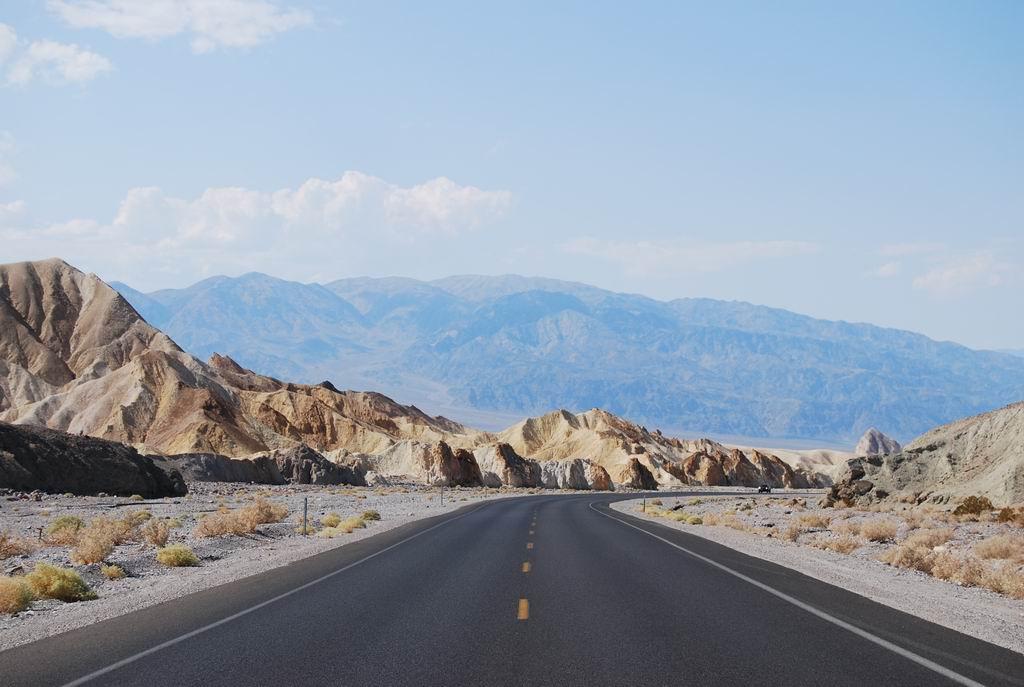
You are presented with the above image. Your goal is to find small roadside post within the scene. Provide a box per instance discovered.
[440,482,444,507]
[643,496,646,513]
[303,496,308,536]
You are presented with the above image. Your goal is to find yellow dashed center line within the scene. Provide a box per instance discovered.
[527,542,534,550]
[522,561,531,573]
[529,529,534,535]
[518,598,529,620]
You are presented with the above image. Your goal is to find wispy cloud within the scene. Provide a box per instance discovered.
[563,237,821,275]
[1,172,511,285]
[911,251,1008,297]
[48,0,313,54]
[0,22,112,86]
[872,261,901,278]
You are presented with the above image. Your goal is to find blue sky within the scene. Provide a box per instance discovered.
[1,1,1021,350]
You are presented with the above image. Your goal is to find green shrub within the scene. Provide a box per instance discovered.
[26,563,96,602]
[156,545,199,567]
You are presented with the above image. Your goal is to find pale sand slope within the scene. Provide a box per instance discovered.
[612,497,1024,655]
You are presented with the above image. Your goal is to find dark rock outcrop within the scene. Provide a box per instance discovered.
[619,457,658,490]
[0,421,186,497]
[152,453,287,484]
[268,444,367,486]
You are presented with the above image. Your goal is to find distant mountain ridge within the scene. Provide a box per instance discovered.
[110,271,1024,444]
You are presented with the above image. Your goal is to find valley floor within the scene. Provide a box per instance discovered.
[613,496,1024,654]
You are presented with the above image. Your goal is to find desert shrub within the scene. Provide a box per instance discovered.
[811,535,861,555]
[686,516,703,525]
[931,553,985,586]
[44,515,85,545]
[101,564,126,581]
[361,509,381,522]
[782,523,805,542]
[796,514,831,530]
[238,498,288,530]
[880,544,935,573]
[123,509,152,527]
[317,527,342,538]
[156,545,199,567]
[702,512,721,526]
[903,528,954,549]
[981,563,1024,599]
[649,498,663,506]
[71,528,115,565]
[0,577,33,614]
[197,498,288,538]
[831,521,861,537]
[1,530,36,559]
[166,517,184,529]
[687,497,703,506]
[321,512,342,528]
[26,563,96,602]
[129,494,144,502]
[340,517,366,533]
[953,496,993,517]
[860,520,898,542]
[140,519,171,547]
[974,534,1024,562]
[722,516,749,532]
[738,502,754,511]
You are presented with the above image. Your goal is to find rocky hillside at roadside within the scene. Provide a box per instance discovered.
[0,421,186,497]
[826,402,1024,506]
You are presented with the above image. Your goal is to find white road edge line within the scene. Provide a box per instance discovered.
[60,502,492,687]
[589,501,985,687]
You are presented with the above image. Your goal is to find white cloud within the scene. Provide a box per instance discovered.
[912,251,1007,296]
[872,261,901,278]
[49,0,313,53]
[0,131,14,186]
[0,200,26,226]
[0,23,16,65]
[563,237,821,275]
[0,22,112,86]
[4,172,511,286]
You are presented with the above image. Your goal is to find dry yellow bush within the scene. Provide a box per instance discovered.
[880,544,935,573]
[156,545,199,567]
[722,516,749,532]
[782,523,805,542]
[931,553,985,586]
[140,520,171,547]
[860,520,898,542]
[981,563,1024,599]
[796,514,831,529]
[101,564,126,580]
[340,516,366,533]
[43,515,84,545]
[1,530,36,559]
[810,535,861,555]
[831,521,861,537]
[0,576,33,614]
[361,509,381,522]
[71,529,114,565]
[974,534,1024,562]
[197,498,288,538]
[26,563,96,601]
[903,528,953,549]
[321,512,342,528]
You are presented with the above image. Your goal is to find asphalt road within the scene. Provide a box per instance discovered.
[3,493,1023,687]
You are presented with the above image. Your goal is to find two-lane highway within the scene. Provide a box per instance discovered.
[2,493,1023,686]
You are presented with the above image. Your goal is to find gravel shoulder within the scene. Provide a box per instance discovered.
[0,483,534,651]
[612,496,1024,655]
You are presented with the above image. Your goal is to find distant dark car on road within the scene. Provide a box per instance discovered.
[757,485,772,493]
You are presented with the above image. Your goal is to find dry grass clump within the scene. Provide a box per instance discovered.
[782,523,805,542]
[930,553,986,586]
[70,514,140,564]
[101,564,126,580]
[953,495,993,517]
[129,494,145,502]
[317,516,367,538]
[44,515,85,545]
[196,498,288,538]
[0,576,33,614]
[722,516,749,532]
[981,563,1024,599]
[156,545,199,567]
[810,535,862,555]
[903,528,954,549]
[320,512,342,528]
[26,563,96,602]
[974,534,1024,562]
[880,543,937,573]
[1,530,36,559]
[141,519,171,547]
[796,514,831,530]
[860,520,898,543]
[996,507,1024,527]
[649,498,663,506]
[831,521,861,537]
[361,509,381,522]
